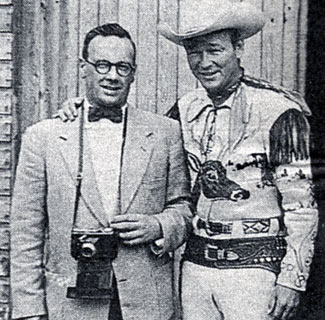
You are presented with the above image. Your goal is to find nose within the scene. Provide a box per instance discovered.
[104,65,119,80]
[199,51,212,69]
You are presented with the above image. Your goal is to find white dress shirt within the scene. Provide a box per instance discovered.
[84,100,126,223]
[84,100,164,252]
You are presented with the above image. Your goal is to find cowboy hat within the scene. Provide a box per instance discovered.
[158,0,266,45]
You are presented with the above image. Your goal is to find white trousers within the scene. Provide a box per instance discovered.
[181,261,276,320]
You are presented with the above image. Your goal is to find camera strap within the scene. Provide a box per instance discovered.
[72,101,85,227]
[72,102,129,228]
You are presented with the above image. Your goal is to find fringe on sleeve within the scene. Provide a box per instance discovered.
[269,109,310,167]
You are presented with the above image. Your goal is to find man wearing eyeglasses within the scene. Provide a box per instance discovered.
[10,23,192,320]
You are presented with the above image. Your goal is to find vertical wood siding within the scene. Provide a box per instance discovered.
[13,0,308,131]
[8,0,308,319]
[0,0,12,318]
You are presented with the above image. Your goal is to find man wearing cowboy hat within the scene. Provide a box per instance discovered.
[158,1,318,320]
[57,1,318,319]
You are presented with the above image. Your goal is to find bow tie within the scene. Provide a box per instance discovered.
[88,107,123,123]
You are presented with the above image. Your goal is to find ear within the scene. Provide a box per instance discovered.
[129,73,135,84]
[129,65,137,83]
[80,59,87,79]
[234,40,244,59]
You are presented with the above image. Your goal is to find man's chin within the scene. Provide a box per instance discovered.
[200,80,224,93]
[196,74,222,89]
[97,97,125,108]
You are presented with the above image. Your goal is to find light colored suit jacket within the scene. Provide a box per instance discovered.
[10,106,192,320]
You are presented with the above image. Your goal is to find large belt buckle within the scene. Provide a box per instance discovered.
[206,221,224,236]
[205,244,226,261]
[205,244,240,262]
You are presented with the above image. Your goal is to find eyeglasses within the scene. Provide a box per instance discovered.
[85,59,135,77]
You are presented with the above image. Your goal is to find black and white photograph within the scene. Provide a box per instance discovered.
[0,0,325,319]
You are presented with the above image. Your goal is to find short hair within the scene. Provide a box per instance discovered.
[82,23,136,65]
[228,29,242,47]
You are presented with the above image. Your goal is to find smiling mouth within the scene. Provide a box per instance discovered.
[199,71,221,78]
[101,85,121,90]
[100,85,122,94]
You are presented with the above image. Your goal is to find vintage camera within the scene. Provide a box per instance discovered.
[67,228,118,299]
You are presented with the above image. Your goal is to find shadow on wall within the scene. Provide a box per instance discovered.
[296,1,325,319]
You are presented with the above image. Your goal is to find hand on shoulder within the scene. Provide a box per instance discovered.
[56,97,84,122]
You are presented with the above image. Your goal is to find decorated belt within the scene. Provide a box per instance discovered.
[196,218,233,235]
[195,217,276,236]
[183,234,286,274]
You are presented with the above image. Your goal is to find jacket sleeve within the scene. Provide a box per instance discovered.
[10,125,48,319]
[152,120,193,254]
[269,109,318,291]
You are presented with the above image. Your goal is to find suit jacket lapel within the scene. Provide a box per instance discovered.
[120,107,155,214]
[58,119,108,227]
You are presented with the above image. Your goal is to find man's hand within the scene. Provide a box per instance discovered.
[57,97,83,122]
[110,214,163,245]
[268,285,301,319]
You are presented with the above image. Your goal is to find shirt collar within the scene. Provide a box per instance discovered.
[186,89,237,123]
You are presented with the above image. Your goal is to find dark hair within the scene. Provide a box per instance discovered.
[228,29,242,47]
[82,23,136,65]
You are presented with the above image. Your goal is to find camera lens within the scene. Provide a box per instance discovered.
[80,243,97,258]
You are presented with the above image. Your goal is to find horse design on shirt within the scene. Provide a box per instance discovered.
[188,153,250,206]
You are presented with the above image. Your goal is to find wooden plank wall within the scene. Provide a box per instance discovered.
[6,0,308,319]
[12,0,308,132]
[0,0,12,318]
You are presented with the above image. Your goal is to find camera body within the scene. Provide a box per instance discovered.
[67,228,118,299]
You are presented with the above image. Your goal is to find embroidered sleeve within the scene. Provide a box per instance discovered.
[270,109,318,291]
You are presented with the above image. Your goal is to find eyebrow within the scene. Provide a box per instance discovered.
[207,42,225,48]
[96,59,130,64]
[186,42,225,51]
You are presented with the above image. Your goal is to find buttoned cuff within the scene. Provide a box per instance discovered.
[276,268,308,292]
[150,238,165,255]
[149,215,165,255]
